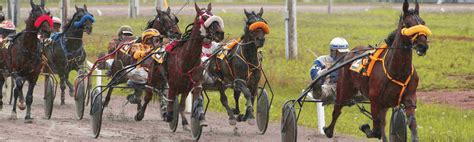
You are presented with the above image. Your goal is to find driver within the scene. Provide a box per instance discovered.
[309,37,350,104]
[126,28,163,104]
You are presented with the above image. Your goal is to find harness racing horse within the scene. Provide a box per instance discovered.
[133,7,183,121]
[206,8,268,125]
[94,7,182,122]
[164,3,224,131]
[0,0,53,122]
[323,0,431,141]
[145,7,182,40]
[44,5,94,105]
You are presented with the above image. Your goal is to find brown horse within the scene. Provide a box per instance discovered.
[133,7,182,121]
[323,0,430,141]
[164,3,224,130]
[206,8,268,125]
[0,0,53,122]
[96,7,182,121]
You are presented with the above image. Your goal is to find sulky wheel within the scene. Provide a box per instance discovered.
[75,77,87,120]
[169,97,179,132]
[281,101,297,142]
[390,107,407,142]
[257,88,270,134]
[191,99,203,141]
[91,89,103,138]
[44,75,55,119]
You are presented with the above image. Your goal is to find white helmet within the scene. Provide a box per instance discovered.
[329,37,350,53]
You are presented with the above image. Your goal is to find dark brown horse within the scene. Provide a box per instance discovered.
[133,7,182,121]
[145,7,182,40]
[0,0,53,122]
[206,8,268,125]
[44,5,94,105]
[93,7,181,122]
[323,0,430,141]
[164,3,224,130]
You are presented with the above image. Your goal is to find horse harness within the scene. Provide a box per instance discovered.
[216,41,262,83]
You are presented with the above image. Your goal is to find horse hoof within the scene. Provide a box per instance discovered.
[323,126,333,138]
[359,124,372,138]
[247,118,256,125]
[24,116,33,123]
[200,120,208,127]
[183,125,191,131]
[160,112,166,121]
[229,119,237,126]
[134,112,144,121]
[232,108,240,115]
[236,114,245,122]
[18,102,26,110]
[165,112,173,122]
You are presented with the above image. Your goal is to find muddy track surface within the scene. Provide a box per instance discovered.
[0,83,363,141]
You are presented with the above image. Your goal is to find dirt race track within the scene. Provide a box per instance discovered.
[0,83,364,141]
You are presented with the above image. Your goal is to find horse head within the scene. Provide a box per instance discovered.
[399,0,431,56]
[28,0,53,37]
[71,5,95,35]
[152,7,182,39]
[195,3,224,42]
[244,8,269,48]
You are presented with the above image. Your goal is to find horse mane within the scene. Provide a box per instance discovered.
[181,23,194,40]
[385,15,404,47]
[145,18,154,30]
[62,12,78,31]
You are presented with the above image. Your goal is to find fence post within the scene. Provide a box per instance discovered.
[317,102,325,134]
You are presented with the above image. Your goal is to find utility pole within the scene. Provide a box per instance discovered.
[328,0,333,14]
[156,0,163,11]
[61,0,69,32]
[10,0,19,26]
[7,0,12,20]
[285,0,297,60]
[129,0,139,18]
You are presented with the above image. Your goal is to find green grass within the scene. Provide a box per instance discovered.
[21,8,472,140]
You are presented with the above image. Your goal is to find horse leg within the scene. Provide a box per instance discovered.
[360,102,382,139]
[234,79,255,125]
[380,108,389,142]
[232,90,241,115]
[0,76,4,110]
[323,103,343,138]
[217,82,237,125]
[135,88,152,121]
[59,74,67,105]
[179,91,190,131]
[191,85,207,126]
[65,72,75,97]
[14,77,25,111]
[405,77,419,142]
[24,80,37,123]
[165,88,177,122]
